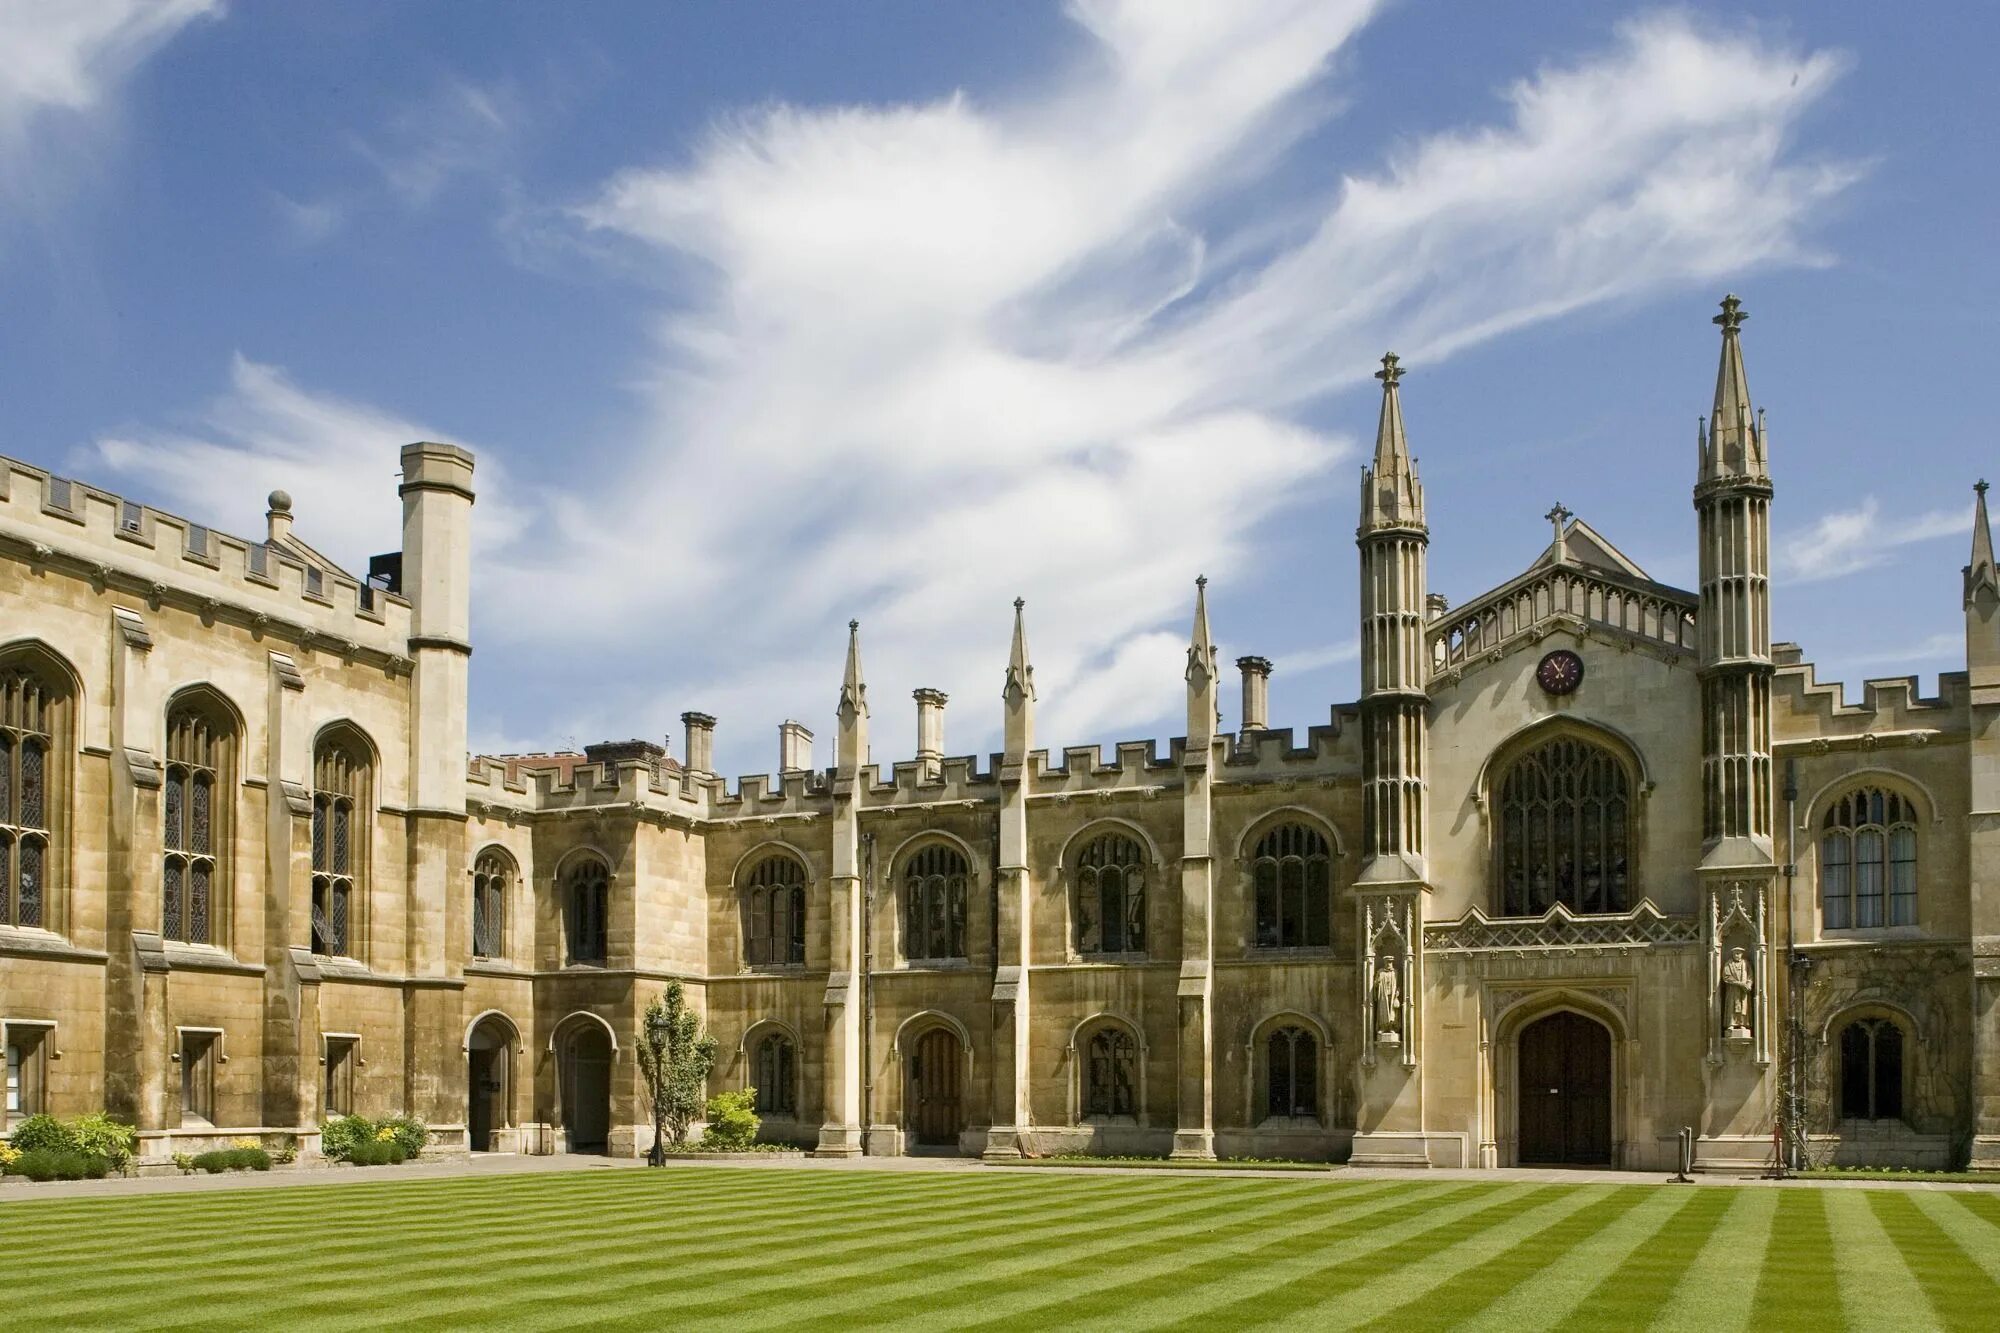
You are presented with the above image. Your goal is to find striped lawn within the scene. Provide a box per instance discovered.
[3,1169,1998,1331]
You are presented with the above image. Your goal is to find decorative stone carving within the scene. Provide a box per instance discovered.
[1706,882,1771,1065]
[1373,956,1402,1044]
[1424,900,1700,957]
[1362,897,1417,1069]
[1721,946,1754,1040]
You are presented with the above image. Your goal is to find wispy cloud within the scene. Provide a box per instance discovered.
[349,77,519,209]
[0,0,217,142]
[1778,497,1967,583]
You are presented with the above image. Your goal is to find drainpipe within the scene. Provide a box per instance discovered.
[1782,759,1800,1174]
[860,830,875,1156]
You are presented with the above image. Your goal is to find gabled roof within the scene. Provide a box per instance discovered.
[273,531,358,582]
[1528,518,1653,582]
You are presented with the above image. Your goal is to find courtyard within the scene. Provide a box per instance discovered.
[3,1164,1996,1330]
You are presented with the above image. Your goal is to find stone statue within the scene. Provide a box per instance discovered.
[1721,946,1754,1037]
[1373,957,1401,1042]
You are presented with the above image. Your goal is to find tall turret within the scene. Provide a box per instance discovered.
[836,618,868,773]
[1966,481,2000,688]
[819,618,868,1156]
[986,598,1036,1158]
[1694,296,1774,862]
[1186,575,1217,748]
[1002,597,1034,769]
[1356,353,1429,884]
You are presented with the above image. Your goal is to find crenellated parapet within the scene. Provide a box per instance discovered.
[0,454,413,667]
[1771,648,1966,752]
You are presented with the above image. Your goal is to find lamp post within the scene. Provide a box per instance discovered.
[646,1006,670,1168]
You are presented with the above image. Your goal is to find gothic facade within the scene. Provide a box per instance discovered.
[3,298,1997,1172]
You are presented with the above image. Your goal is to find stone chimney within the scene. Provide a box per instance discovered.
[913,688,948,780]
[1236,656,1272,732]
[680,711,716,777]
[584,739,665,782]
[1426,592,1450,622]
[266,490,294,545]
[778,719,814,775]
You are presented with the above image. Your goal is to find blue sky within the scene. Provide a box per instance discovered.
[3,1,1994,780]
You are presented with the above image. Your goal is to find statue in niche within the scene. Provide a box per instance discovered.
[1373,956,1402,1044]
[1721,946,1754,1039]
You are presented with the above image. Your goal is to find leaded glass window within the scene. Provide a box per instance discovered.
[1266,1025,1317,1118]
[1838,1018,1904,1121]
[903,843,968,962]
[742,854,806,966]
[1251,824,1332,949]
[1821,788,1918,929]
[0,663,62,930]
[563,856,610,964]
[164,699,229,945]
[1496,736,1630,915]
[311,731,369,957]
[753,1033,796,1116]
[1074,832,1147,956]
[472,850,510,959]
[1083,1027,1138,1119]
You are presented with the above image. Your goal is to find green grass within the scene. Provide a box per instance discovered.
[992,1154,1336,1171]
[5,1168,1999,1330]
[1795,1168,2000,1185]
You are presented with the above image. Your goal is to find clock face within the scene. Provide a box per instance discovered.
[1536,649,1585,695]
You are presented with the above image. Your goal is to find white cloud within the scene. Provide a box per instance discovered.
[350,77,519,209]
[1778,497,1967,583]
[0,0,217,141]
[83,354,520,575]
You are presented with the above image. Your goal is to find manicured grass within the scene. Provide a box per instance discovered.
[1795,1167,2000,1185]
[992,1154,1336,1171]
[5,1168,1999,1330]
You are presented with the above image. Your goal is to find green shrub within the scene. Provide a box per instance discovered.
[9,1114,77,1156]
[243,1147,272,1171]
[15,1149,61,1182]
[67,1112,137,1170]
[49,1151,91,1181]
[81,1154,110,1180]
[377,1115,429,1160]
[319,1115,376,1163]
[192,1150,231,1174]
[699,1089,762,1152]
[171,1152,197,1176]
[272,1135,298,1165]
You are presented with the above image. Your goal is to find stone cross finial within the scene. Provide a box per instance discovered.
[1375,352,1403,386]
[1545,502,1572,539]
[1713,293,1747,332]
[1978,479,1990,498]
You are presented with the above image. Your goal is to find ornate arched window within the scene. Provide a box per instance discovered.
[903,843,968,962]
[1266,1025,1317,1119]
[742,854,806,967]
[0,657,68,931]
[563,856,610,965]
[472,849,511,959]
[1838,1017,1904,1121]
[1495,736,1631,916]
[1083,1026,1138,1120]
[311,729,370,957]
[1251,823,1331,949]
[1074,832,1146,956]
[1820,788,1917,930]
[753,1032,796,1116]
[164,694,234,945]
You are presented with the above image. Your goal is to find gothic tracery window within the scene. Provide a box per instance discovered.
[1495,736,1630,916]
[0,661,65,931]
[1820,788,1917,930]
[164,696,232,946]
[564,855,610,965]
[1266,1025,1317,1119]
[1083,1026,1138,1119]
[742,854,806,967]
[311,731,368,957]
[1251,823,1331,949]
[1838,1017,1904,1121]
[472,849,511,959]
[753,1032,796,1116]
[903,843,967,962]
[1074,832,1146,956]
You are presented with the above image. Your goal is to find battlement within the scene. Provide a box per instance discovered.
[0,454,411,657]
[1772,644,1967,745]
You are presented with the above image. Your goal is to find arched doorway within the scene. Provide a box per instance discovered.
[906,1027,964,1150]
[466,1016,514,1152]
[1517,1010,1612,1166]
[561,1024,613,1154]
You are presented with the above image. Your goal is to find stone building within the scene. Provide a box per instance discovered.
[2,297,1995,1171]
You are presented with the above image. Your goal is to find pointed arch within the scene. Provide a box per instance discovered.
[0,638,79,932]
[1067,1012,1146,1126]
[1486,987,1630,1169]
[891,1008,975,1056]
[547,1009,618,1053]
[162,685,242,947]
[461,1008,524,1053]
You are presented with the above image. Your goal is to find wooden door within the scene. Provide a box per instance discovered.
[1517,1011,1611,1165]
[467,1047,495,1151]
[908,1028,963,1147]
[564,1029,612,1153]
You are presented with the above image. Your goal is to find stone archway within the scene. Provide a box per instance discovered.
[560,1024,614,1154]
[905,1026,965,1150]
[1515,1010,1614,1166]
[466,1015,516,1152]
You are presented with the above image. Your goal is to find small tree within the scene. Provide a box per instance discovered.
[637,982,717,1164]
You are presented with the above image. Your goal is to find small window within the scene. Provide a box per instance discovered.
[903,844,968,963]
[6,1029,48,1123]
[1838,1018,1904,1121]
[564,857,610,965]
[1821,788,1918,929]
[1083,1026,1138,1120]
[181,1032,217,1126]
[1251,824,1332,949]
[753,1033,796,1117]
[472,850,510,959]
[1075,833,1147,956]
[1266,1025,1318,1119]
[324,1037,357,1117]
[742,855,807,967]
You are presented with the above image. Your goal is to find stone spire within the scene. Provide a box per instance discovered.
[1360,353,1425,532]
[1186,576,1218,747]
[1002,597,1034,767]
[1967,480,1997,610]
[1701,294,1768,483]
[836,618,868,772]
